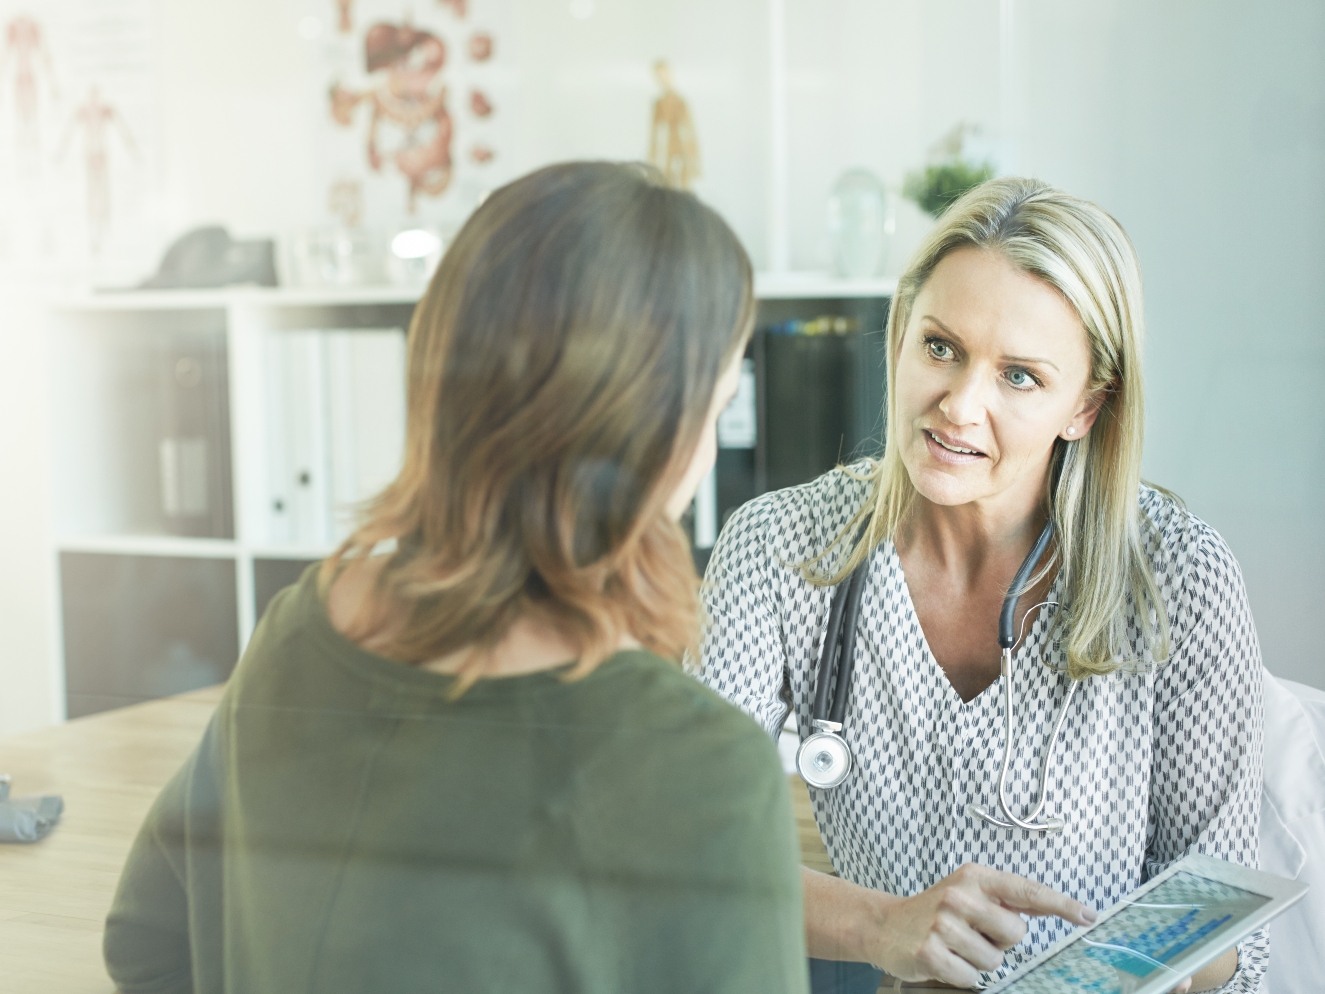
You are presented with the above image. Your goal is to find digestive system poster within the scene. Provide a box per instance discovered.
[310,0,512,233]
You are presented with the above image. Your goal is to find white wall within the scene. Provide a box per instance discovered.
[749,0,1325,688]
[506,0,771,268]
[78,0,775,275]
[783,0,1000,274]
[0,302,61,735]
[1013,0,1325,688]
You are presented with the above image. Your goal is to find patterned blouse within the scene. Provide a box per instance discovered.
[698,463,1267,991]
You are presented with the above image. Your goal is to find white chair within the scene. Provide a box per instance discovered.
[1260,667,1325,994]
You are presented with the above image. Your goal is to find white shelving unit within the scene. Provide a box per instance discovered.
[47,287,415,718]
[42,275,895,721]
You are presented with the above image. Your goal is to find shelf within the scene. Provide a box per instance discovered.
[46,273,894,314]
[46,285,426,312]
[53,536,342,562]
[56,535,240,559]
[250,544,335,561]
[753,272,896,299]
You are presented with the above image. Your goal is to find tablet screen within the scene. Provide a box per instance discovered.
[999,871,1269,994]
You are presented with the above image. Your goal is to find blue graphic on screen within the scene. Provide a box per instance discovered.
[1001,872,1267,994]
[1081,906,1232,977]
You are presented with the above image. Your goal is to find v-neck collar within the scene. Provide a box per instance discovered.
[881,538,1065,712]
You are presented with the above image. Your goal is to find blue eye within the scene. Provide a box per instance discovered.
[1006,368,1036,389]
[925,338,954,360]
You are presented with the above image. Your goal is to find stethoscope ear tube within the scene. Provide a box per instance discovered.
[979,516,1076,834]
[998,517,1057,649]
[812,570,851,723]
[828,565,869,725]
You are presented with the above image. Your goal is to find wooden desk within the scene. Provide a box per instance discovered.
[0,686,225,993]
[0,686,836,993]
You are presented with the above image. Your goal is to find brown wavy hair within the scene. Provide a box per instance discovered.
[323,161,753,690]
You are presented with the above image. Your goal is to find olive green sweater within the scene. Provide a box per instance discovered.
[104,566,808,994]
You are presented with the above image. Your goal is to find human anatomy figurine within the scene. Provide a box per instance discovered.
[331,22,454,212]
[648,60,700,190]
[56,85,137,253]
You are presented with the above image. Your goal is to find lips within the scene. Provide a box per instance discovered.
[923,428,987,459]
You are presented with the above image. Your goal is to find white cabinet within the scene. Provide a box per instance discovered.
[47,288,415,718]
[40,276,894,722]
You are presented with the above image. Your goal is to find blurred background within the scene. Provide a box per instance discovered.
[0,0,1321,735]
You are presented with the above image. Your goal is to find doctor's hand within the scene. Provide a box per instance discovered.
[869,863,1097,989]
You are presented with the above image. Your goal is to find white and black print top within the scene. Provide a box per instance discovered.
[699,464,1267,992]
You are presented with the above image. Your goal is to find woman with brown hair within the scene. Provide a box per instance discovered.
[104,162,809,993]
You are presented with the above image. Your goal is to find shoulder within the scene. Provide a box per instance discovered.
[576,655,796,869]
[587,653,786,802]
[222,562,349,708]
[712,459,876,574]
[598,652,781,755]
[1136,484,1247,618]
[1135,486,1258,690]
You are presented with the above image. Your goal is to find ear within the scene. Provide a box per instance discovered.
[1061,386,1108,441]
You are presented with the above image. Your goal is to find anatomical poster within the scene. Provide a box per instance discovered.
[0,0,158,286]
[307,0,513,235]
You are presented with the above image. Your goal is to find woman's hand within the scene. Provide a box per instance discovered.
[868,863,1097,988]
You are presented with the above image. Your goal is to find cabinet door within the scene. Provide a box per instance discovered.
[60,552,239,718]
[52,309,233,541]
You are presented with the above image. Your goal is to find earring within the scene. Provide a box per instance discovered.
[1066,426,1076,437]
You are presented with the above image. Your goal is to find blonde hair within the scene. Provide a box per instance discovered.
[824,176,1170,679]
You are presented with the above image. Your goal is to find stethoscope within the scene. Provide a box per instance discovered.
[795,516,1078,834]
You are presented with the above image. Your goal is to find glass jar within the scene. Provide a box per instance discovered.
[826,169,889,279]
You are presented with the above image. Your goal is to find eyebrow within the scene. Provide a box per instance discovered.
[919,315,1061,372]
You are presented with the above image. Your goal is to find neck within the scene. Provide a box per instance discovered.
[422,612,642,678]
[899,485,1049,582]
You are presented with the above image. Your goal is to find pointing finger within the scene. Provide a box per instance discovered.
[983,870,1097,927]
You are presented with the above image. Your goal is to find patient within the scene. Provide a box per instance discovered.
[104,161,808,993]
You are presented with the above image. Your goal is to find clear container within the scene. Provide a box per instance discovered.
[287,227,387,287]
[826,169,889,279]
[385,226,444,286]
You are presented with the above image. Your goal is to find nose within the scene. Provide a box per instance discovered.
[938,366,989,427]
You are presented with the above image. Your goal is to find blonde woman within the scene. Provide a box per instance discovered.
[700,178,1264,994]
[105,163,809,993]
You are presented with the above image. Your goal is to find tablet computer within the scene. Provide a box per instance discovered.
[986,853,1307,994]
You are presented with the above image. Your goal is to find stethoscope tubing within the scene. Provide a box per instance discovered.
[802,514,1075,834]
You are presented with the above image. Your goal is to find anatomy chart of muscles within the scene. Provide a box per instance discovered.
[1,13,58,168]
[55,84,138,254]
[315,0,511,226]
[0,0,157,283]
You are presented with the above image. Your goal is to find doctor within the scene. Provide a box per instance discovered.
[700,178,1265,993]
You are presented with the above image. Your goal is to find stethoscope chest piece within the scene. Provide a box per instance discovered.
[796,722,853,789]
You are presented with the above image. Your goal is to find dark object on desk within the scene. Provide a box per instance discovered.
[136,226,277,289]
[0,775,64,843]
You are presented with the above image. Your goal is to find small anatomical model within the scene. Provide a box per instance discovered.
[330,22,454,212]
[328,178,364,226]
[648,60,700,190]
[468,32,492,61]
[56,85,137,253]
[1,15,57,160]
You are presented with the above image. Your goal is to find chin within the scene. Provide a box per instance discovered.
[905,460,990,507]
